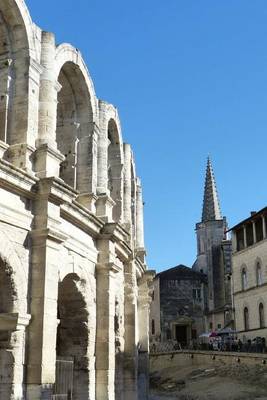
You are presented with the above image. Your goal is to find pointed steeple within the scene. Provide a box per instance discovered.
[201,157,222,222]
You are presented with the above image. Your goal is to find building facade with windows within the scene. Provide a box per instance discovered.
[0,1,153,399]
[149,265,207,347]
[231,208,267,341]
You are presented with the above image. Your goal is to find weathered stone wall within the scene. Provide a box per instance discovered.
[150,351,267,373]
[0,1,153,399]
[232,238,267,341]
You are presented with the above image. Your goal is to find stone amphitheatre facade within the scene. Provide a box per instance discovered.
[0,1,153,399]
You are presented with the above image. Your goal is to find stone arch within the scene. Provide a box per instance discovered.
[255,257,263,286]
[107,115,124,221]
[240,264,248,291]
[55,44,97,118]
[0,230,27,312]
[55,45,98,191]
[0,0,36,148]
[0,228,28,399]
[56,271,95,400]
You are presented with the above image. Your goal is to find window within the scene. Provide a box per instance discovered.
[152,319,155,335]
[217,324,222,329]
[244,307,249,331]
[259,303,265,328]
[193,288,201,301]
[209,322,213,330]
[256,262,263,286]
[241,268,247,291]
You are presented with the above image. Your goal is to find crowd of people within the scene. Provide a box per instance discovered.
[193,336,266,353]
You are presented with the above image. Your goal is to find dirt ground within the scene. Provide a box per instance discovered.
[149,362,267,400]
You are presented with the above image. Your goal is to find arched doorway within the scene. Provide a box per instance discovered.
[56,273,90,400]
[56,61,94,191]
[0,258,23,399]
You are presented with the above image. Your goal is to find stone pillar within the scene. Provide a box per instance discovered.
[262,215,266,239]
[35,31,64,178]
[27,181,66,399]
[0,313,31,400]
[97,102,108,195]
[136,178,145,250]
[95,239,117,400]
[123,260,138,400]
[77,123,99,212]
[137,271,154,400]
[252,221,256,244]
[6,54,42,171]
[243,226,247,248]
[124,144,132,230]
[232,231,237,252]
[0,58,12,146]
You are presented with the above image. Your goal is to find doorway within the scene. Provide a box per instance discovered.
[175,325,188,346]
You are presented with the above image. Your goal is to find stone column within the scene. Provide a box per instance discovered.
[232,231,237,252]
[0,313,31,400]
[77,123,99,212]
[252,221,257,244]
[243,226,247,248]
[262,215,266,239]
[136,178,145,251]
[123,260,138,400]
[95,239,117,400]
[123,144,132,230]
[0,58,12,148]
[35,31,64,178]
[97,101,109,195]
[137,271,155,400]
[7,54,42,171]
[27,180,67,400]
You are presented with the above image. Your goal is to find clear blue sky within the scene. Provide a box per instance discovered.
[26,0,267,272]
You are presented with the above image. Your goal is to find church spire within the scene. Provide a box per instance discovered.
[201,157,222,222]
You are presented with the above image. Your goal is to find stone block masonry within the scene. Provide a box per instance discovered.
[0,1,154,399]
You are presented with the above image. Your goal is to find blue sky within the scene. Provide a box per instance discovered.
[27,0,267,272]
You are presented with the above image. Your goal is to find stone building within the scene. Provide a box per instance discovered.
[150,265,207,347]
[193,158,233,332]
[0,1,153,399]
[231,208,267,341]
[150,159,233,345]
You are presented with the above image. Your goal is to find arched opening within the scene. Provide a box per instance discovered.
[259,303,265,328]
[56,62,94,190]
[107,119,123,221]
[114,297,123,399]
[244,307,249,331]
[0,0,34,150]
[56,274,90,400]
[0,259,16,398]
[256,262,263,286]
[241,267,247,291]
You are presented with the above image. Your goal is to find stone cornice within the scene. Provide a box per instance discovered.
[61,201,104,237]
[30,228,68,244]
[0,313,31,331]
[101,222,130,243]
[36,177,78,204]
[0,159,37,197]
[96,261,122,274]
